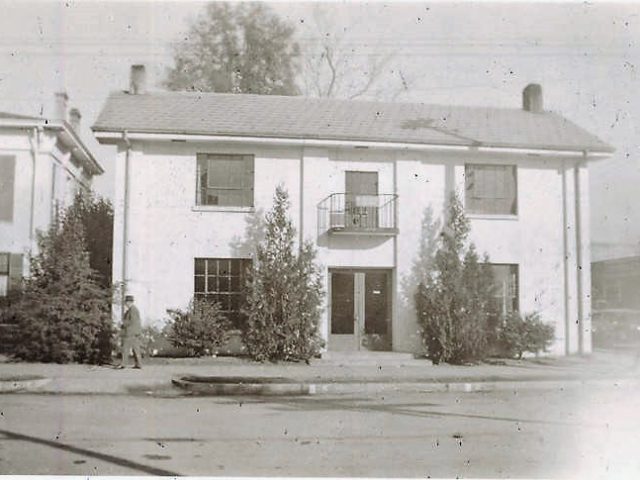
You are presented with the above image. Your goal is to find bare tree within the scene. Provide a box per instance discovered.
[299,5,410,101]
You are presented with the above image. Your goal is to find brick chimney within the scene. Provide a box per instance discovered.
[69,108,81,132]
[129,64,147,94]
[523,84,543,113]
[54,91,69,121]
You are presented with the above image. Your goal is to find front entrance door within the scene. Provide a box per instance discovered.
[329,269,391,351]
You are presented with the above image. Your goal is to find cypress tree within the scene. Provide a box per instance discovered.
[415,193,497,364]
[242,185,324,361]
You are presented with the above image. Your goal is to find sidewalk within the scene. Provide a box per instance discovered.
[1,350,638,396]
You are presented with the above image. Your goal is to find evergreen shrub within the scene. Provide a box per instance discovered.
[242,185,324,362]
[8,200,112,363]
[415,193,498,364]
[497,311,554,359]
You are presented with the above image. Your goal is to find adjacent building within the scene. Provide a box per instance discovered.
[93,66,613,356]
[0,94,104,297]
[592,256,640,311]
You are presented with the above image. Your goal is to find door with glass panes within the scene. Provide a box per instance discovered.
[345,171,379,230]
[329,269,391,351]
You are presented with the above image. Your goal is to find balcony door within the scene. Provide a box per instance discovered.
[345,171,378,229]
[329,269,391,351]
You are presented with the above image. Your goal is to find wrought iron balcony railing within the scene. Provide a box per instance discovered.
[318,193,398,235]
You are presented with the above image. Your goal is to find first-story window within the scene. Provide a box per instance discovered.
[194,258,251,328]
[0,253,9,297]
[0,252,22,297]
[484,263,519,317]
[196,154,254,207]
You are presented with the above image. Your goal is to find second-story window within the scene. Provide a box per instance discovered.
[196,154,254,207]
[465,164,517,215]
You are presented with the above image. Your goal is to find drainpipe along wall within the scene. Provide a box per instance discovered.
[28,127,41,247]
[121,131,131,319]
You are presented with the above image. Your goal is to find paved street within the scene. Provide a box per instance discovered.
[1,383,639,478]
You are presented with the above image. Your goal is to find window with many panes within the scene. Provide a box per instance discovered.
[484,263,519,317]
[196,154,254,207]
[465,164,517,215]
[194,258,251,328]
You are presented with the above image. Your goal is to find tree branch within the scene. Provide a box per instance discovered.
[324,45,338,97]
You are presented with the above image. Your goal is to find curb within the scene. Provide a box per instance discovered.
[0,377,51,393]
[171,375,640,396]
[172,377,312,396]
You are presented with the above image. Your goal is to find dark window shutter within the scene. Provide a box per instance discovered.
[0,156,16,222]
[509,166,518,215]
[244,155,255,207]
[195,154,207,205]
[8,253,23,293]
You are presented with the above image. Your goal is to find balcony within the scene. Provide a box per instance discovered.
[318,193,398,236]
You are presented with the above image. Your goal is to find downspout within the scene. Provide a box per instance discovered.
[27,127,41,245]
[299,147,304,247]
[121,130,132,318]
[392,156,399,352]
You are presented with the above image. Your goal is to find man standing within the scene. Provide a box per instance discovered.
[119,295,142,369]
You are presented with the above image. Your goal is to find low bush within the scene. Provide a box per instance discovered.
[497,311,554,359]
[140,324,172,357]
[167,300,232,357]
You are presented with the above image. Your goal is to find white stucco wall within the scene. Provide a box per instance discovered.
[395,154,450,353]
[465,157,568,356]
[116,141,302,324]
[0,127,90,281]
[0,130,34,262]
[112,138,591,355]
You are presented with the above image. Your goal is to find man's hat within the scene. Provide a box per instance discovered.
[124,295,135,302]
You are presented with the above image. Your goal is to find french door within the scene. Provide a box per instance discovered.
[329,269,391,351]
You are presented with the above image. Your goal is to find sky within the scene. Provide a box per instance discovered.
[0,0,638,258]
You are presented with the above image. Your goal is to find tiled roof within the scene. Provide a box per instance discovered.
[93,91,614,153]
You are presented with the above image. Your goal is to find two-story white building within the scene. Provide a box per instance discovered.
[0,93,104,297]
[93,66,613,356]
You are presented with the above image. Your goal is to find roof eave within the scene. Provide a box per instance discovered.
[92,127,614,159]
[59,122,104,175]
[0,118,104,174]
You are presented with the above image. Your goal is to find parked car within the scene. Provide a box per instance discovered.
[592,309,640,348]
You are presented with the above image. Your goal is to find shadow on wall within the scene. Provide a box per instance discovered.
[397,206,441,354]
[316,231,391,250]
[229,208,266,258]
[227,208,266,354]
